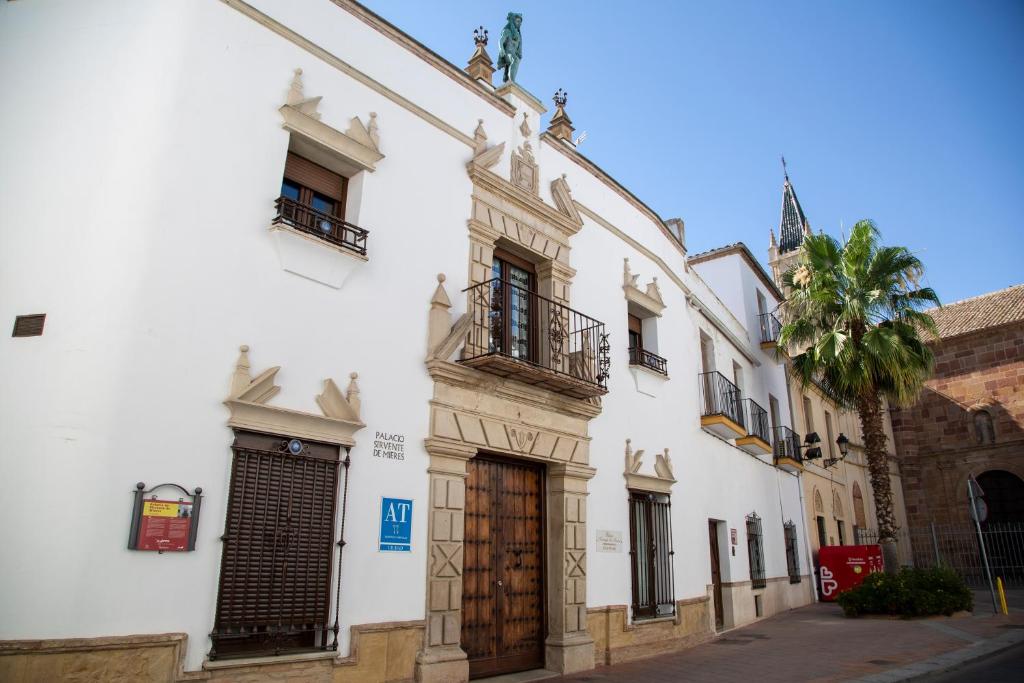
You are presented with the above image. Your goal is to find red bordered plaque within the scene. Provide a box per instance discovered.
[128,482,202,552]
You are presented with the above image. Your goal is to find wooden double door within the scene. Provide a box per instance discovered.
[462,456,546,678]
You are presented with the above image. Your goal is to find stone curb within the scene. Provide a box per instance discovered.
[853,629,1024,682]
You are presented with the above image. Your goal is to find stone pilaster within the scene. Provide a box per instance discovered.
[546,462,595,674]
[416,440,475,683]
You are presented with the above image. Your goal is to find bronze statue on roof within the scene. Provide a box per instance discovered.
[496,12,523,83]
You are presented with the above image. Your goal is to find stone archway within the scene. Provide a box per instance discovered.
[976,470,1024,524]
[852,482,867,529]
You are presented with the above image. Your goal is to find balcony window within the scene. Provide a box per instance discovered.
[773,426,803,472]
[461,255,609,399]
[758,312,782,348]
[273,153,368,257]
[736,398,772,455]
[698,371,745,438]
[627,314,667,375]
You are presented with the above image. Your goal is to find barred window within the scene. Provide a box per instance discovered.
[784,521,801,584]
[628,491,675,619]
[746,513,766,590]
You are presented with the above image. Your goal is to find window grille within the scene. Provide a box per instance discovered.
[628,491,675,618]
[784,521,801,584]
[210,430,349,659]
[746,512,766,589]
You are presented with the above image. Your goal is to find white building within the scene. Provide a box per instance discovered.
[0,2,813,681]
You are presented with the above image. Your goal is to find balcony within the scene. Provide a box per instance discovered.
[736,399,772,455]
[460,278,609,399]
[698,371,745,438]
[273,196,369,257]
[773,426,804,472]
[628,346,668,375]
[758,312,782,351]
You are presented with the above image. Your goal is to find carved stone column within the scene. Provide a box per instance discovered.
[416,439,475,683]
[463,223,499,360]
[546,462,595,674]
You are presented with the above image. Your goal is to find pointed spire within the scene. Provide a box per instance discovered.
[778,159,809,254]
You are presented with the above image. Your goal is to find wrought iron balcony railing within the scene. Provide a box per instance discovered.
[628,346,668,375]
[758,312,782,345]
[460,278,609,398]
[273,196,369,257]
[742,399,771,444]
[773,426,803,464]
[698,371,744,428]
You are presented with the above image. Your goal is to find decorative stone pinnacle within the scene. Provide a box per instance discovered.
[474,26,488,46]
[547,88,575,142]
[466,25,496,84]
[437,273,445,283]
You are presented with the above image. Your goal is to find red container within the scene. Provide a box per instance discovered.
[818,545,884,601]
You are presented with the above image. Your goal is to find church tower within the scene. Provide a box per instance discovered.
[767,159,812,287]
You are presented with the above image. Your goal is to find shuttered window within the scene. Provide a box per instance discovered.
[746,513,766,589]
[283,152,347,210]
[784,521,801,584]
[210,430,341,659]
[628,491,675,619]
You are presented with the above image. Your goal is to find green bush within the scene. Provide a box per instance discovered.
[837,567,973,617]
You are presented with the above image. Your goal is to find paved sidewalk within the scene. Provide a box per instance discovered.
[552,602,1024,683]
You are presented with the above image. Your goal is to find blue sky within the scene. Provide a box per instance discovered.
[361,0,1024,304]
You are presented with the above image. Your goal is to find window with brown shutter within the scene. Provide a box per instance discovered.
[210,430,342,659]
[12,314,45,337]
[273,153,369,256]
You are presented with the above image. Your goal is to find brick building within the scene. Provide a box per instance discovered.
[892,284,1024,529]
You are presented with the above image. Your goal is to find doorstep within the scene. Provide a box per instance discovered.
[475,669,560,683]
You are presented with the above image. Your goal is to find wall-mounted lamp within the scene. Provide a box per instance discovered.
[824,433,850,468]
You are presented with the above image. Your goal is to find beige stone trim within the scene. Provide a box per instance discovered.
[280,105,383,174]
[624,439,675,493]
[0,632,205,682]
[327,0,515,117]
[587,597,712,666]
[420,285,600,679]
[224,345,365,447]
[623,258,665,316]
[495,82,548,115]
[468,165,582,240]
[220,0,478,148]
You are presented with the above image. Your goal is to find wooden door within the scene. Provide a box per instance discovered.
[462,456,545,678]
[708,520,724,631]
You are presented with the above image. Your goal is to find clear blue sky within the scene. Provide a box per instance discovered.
[362,0,1024,304]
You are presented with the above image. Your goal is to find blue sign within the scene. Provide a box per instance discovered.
[379,497,413,552]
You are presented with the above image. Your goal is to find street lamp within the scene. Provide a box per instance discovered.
[824,433,850,468]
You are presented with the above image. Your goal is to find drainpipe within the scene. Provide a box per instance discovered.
[783,361,819,602]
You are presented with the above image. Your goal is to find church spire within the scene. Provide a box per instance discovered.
[778,156,809,253]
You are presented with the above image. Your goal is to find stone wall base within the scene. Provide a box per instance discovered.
[587,595,713,666]
[0,620,424,683]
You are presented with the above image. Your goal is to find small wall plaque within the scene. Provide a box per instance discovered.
[128,482,202,552]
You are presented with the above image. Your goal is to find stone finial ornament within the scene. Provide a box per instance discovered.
[496,12,523,83]
[284,68,322,119]
[625,439,644,474]
[654,449,674,480]
[466,26,496,84]
[548,88,576,143]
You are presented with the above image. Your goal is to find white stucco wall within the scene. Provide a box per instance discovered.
[0,0,812,672]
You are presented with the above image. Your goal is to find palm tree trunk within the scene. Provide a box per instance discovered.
[857,392,900,573]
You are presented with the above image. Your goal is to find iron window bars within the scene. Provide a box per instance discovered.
[742,399,771,444]
[273,195,369,257]
[628,491,676,619]
[746,513,767,590]
[628,346,668,375]
[210,431,352,660]
[784,521,802,584]
[698,371,745,428]
[773,426,803,464]
[461,277,610,392]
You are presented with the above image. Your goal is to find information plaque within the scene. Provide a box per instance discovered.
[128,482,203,553]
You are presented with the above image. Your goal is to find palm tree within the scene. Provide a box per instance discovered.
[778,220,939,572]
